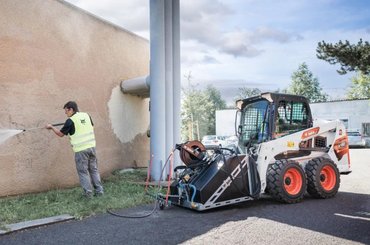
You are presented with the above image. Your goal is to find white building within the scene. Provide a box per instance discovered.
[310,99,370,135]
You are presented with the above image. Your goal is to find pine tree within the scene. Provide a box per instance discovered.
[347,72,370,99]
[288,63,328,102]
[317,39,370,75]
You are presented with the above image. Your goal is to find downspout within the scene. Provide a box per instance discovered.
[120,76,150,98]
[149,0,166,181]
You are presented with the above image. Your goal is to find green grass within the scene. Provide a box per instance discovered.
[0,168,157,226]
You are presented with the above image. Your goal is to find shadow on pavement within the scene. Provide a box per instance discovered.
[0,191,369,245]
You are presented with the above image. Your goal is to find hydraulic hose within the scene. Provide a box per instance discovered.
[107,149,175,218]
[189,184,196,203]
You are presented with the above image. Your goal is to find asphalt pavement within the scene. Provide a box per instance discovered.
[0,149,369,245]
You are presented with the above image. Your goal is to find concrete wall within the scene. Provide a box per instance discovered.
[0,0,150,196]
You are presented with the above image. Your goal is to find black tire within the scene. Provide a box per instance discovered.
[305,157,340,198]
[267,159,307,203]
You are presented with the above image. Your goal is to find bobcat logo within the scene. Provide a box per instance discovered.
[80,119,86,124]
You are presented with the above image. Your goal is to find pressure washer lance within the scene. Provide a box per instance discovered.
[23,123,64,132]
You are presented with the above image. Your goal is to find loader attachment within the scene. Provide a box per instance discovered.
[159,141,261,211]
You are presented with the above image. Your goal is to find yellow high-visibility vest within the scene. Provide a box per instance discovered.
[69,112,96,152]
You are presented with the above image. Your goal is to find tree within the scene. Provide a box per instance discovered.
[347,72,370,99]
[316,39,370,75]
[181,89,212,141]
[274,87,288,94]
[287,63,328,102]
[181,76,227,141]
[204,85,227,135]
[235,87,261,100]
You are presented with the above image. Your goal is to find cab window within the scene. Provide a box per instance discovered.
[275,101,309,138]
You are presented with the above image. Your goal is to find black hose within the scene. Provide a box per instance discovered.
[106,149,174,218]
[106,196,158,218]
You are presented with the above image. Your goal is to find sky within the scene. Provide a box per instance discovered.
[64,0,370,104]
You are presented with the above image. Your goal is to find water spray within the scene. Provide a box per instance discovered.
[0,123,64,145]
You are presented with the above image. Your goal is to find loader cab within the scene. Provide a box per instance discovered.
[236,93,313,152]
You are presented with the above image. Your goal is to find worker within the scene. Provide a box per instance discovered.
[46,101,104,198]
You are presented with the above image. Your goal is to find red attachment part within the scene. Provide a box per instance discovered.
[145,154,154,192]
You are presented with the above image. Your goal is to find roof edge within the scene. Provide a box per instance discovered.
[311,97,370,103]
[56,0,148,43]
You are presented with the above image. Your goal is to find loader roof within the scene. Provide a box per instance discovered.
[236,92,310,110]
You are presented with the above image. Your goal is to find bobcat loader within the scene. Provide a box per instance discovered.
[159,93,351,211]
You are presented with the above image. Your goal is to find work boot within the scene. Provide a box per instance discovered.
[82,192,93,199]
[94,191,104,197]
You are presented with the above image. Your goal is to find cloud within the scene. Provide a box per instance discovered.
[63,0,370,98]
[180,0,233,22]
[180,1,303,58]
[252,27,303,43]
[220,42,263,58]
[218,27,303,57]
[202,55,220,64]
[66,0,149,35]
[66,0,302,59]
[180,0,232,46]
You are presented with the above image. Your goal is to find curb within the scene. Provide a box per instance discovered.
[0,214,74,235]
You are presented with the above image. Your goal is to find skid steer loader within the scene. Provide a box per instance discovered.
[158,93,351,211]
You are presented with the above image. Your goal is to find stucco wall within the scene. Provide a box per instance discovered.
[0,0,150,196]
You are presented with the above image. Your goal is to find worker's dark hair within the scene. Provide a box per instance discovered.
[63,101,79,112]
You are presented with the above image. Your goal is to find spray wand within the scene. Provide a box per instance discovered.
[23,123,64,132]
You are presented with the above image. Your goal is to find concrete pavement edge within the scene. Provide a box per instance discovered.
[0,214,74,235]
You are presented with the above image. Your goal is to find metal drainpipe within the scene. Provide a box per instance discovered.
[121,0,181,180]
[172,0,181,168]
[165,0,173,179]
[150,0,166,181]
[120,76,150,98]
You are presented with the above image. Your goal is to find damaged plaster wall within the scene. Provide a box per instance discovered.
[0,0,150,196]
[108,86,150,167]
[108,86,149,144]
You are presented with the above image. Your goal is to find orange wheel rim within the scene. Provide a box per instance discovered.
[320,165,336,191]
[284,168,303,195]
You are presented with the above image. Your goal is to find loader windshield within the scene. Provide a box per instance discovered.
[239,99,269,149]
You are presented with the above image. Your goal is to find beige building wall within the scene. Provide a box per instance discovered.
[0,0,150,196]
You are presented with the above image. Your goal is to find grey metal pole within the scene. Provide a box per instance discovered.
[150,0,166,181]
[172,0,181,168]
[164,0,173,178]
